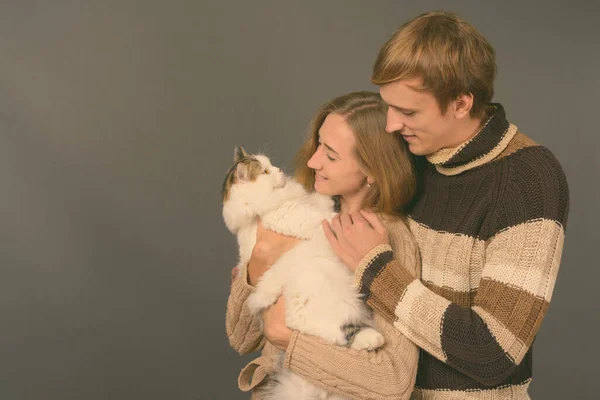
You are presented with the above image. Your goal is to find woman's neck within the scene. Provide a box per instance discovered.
[339,192,366,214]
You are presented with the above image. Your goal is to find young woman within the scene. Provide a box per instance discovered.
[226,91,421,400]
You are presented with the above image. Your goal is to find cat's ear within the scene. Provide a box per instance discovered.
[234,146,247,163]
[236,162,248,182]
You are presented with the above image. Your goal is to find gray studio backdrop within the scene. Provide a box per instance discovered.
[1,1,598,399]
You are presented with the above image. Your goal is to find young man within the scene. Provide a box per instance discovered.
[237,11,568,399]
[321,11,570,398]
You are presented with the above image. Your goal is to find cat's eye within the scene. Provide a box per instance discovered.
[264,169,270,174]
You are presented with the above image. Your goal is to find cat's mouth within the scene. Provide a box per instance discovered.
[274,175,288,189]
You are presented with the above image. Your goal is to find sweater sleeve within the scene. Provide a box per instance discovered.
[225,262,266,355]
[282,218,420,400]
[284,314,418,400]
[355,149,569,386]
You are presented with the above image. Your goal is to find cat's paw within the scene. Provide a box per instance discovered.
[247,292,277,315]
[350,327,385,351]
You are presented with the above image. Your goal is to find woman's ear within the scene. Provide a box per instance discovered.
[366,176,375,187]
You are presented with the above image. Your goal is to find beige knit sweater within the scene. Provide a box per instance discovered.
[225,217,420,400]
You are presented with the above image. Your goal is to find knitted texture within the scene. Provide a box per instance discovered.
[226,218,421,399]
[356,104,569,398]
[225,261,266,355]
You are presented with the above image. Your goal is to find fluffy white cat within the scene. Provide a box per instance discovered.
[222,147,384,400]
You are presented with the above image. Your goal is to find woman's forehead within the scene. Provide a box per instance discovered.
[319,113,356,153]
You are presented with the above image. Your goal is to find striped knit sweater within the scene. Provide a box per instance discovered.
[356,104,569,399]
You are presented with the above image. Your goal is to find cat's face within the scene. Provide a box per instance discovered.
[221,146,285,203]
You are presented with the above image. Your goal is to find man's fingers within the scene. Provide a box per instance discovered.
[332,213,342,233]
[350,211,367,226]
[322,219,338,243]
[322,220,341,252]
[331,214,352,246]
[340,213,353,227]
[360,210,386,234]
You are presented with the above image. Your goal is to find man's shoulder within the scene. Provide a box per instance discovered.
[497,131,567,189]
[496,131,564,175]
[492,131,569,229]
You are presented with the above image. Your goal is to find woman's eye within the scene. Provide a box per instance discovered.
[402,110,415,116]
[326,154,335,161]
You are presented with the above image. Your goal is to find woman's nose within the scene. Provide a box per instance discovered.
[307,152,320,169]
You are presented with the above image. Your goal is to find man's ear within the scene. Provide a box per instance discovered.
[453,93,474,119]
[236,162,248,182]
[234,146,248,163]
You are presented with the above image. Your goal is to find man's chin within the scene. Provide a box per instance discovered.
[407,142,439,157]
[407,143,426,156]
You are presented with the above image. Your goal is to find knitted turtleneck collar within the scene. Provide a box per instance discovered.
[426,103,518,176]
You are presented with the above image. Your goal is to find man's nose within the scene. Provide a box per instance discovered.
[386,110,404,133]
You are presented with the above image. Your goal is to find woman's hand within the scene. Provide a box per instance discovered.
[248,219,300,286]
[263,296,293,350]
[231,265,240,281]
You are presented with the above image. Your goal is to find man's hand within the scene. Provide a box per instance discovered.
[248,220,300,286]
[322,210,389,272]
[262,296,293,351]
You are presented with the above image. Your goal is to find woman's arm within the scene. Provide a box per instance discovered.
[226,261,266,355]
[260,217,421,399]
[226,221,300,355]
[285,313,418,400]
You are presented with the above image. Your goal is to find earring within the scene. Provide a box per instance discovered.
[367,182,372,188]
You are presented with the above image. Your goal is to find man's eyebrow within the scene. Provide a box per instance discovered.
[380,93,416,113]
[388,103,416,113]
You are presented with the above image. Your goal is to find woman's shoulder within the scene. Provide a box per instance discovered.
[378,213,411,238]
[378,213,421,278]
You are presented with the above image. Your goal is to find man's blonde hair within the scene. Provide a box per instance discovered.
[372,11,496,118]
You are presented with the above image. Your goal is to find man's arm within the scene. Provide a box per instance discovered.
[327,151,569,386]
